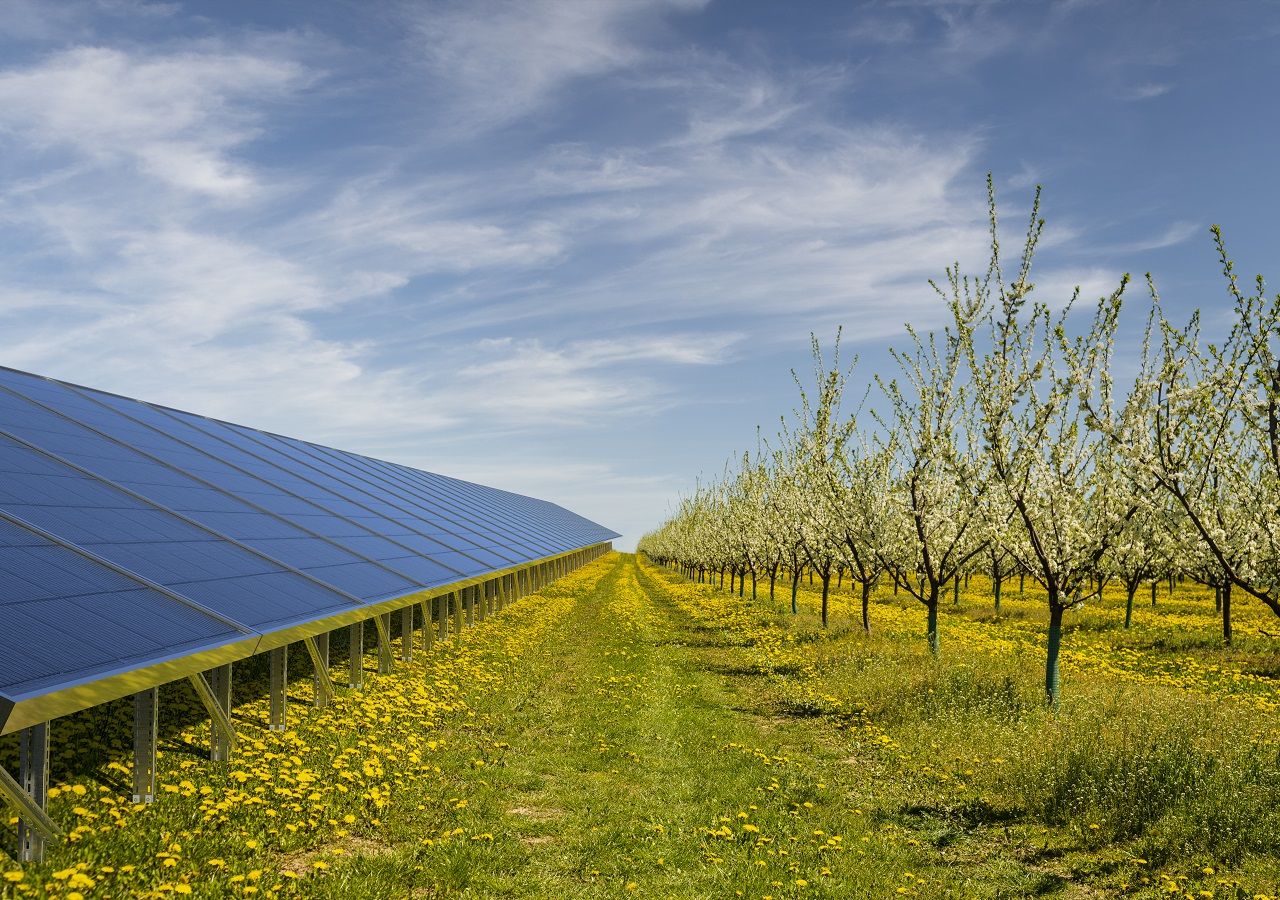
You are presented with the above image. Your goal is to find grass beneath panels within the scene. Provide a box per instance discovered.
[4,553,1280,898]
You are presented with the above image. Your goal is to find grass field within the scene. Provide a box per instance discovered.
[3,553,1278,898]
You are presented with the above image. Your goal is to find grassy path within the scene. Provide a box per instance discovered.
[319,553,1030,898]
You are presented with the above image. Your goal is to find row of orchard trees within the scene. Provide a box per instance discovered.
[639,178,1280,706]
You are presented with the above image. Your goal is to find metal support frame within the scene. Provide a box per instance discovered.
[14,723,53,862]
[304,637,335,706]
[452,590,463,636]
[420,599,434,652]
[374,614,394,674]
[313,632,330,708]
[438,594,450,642]
[2,758,58,863]
[464,586,474,627]
[400,605,414,661]
[133,689,159,802]
[477,581,487,622]
[349,622,365,690]
[269,646,288,729]
[188,668,235,762]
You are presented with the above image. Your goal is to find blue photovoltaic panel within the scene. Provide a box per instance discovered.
[171,413,501,566]
[0,517,243,699]
[0,364,618,733]
[248,431,524,562]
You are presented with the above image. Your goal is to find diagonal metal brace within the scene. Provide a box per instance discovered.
[0,763,59,842]
[371,614,395,672]
[187,673,236,754]
[303,637,336,704]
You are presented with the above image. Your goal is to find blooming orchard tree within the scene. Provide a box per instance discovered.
[729,451,783,601]
[776,335,854,628]
[762,446,810,615]
[958,179,1136,705]
[975,486,1021,614]
[1121,245,1280,641]
[830,437,890,633]
[874,316,989,657]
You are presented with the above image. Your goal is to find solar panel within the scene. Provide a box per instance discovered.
[0,365,618,736]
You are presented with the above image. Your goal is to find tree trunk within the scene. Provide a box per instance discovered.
[1019,572,1025,593]
[860,580,871,634]
[1214,583,1222,614]
[751,572,757,601]
[1124,583,1136,629]
[1151,580,1157,606]
[790,569,800,615]
[808,569,813,586]
[893,574,900,596]
[769,566,777,601]
[993,567,1002,613]
[739,571,745,598]
[837,569,843,589]
[926,583,940,658]
[719,569,725,589]
[820,573,830,629]
[953,574,961,605]
[1222,578,1233,646]
[1046,600,1064,708]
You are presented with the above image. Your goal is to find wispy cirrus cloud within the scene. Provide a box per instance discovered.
[412,0,709,133]
[0,45,309,199]
[1119,81,1172,101]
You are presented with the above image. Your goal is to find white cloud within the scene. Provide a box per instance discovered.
[0,46,307,199]
[413,0,709,132]
[449,333,742,424]
[1120,81,1172,101]
[1106,220,1201,254]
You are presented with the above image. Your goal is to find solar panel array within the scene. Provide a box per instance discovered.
[0,366,618,734]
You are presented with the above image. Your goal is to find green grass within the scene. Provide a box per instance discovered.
[3,553,1278,898]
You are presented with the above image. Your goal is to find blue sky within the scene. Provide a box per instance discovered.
[0,0,1277,549]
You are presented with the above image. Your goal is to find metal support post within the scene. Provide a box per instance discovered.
[452,590,463,636]
[464,586,474,627]
[349,621,365,690]
[304,637,335,706]
[312,632,330,708]
[438,594,449,642]
[188,668,235,763]
[209,664,233,762]
[400,605,414,661]
[17,723,52,862]
[269,646,288,729]
[477,582,488,622]
[1,759,58,862]
[421,600,434,652]
[133,688,159,802]
[374,614,394,674]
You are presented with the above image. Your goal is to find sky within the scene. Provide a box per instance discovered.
[0,0,1277,550]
